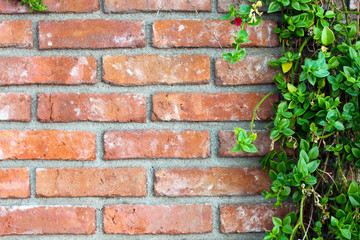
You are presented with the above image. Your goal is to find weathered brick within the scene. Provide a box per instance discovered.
[154,167,270,196]
[0,93,31,122]
[39,20,145,49]
[36,167,146,197]
[37,93,146,122]
[153,20,278,48]
[0,206,95,235]
[0,0,99,13]
[152,93,277,121]
[103,205,212,234]
[104,0,211,12]
[104,130,210,159]
[220,204,295,233]
[0,56,97,86]
[0,20,32,48]
[0,130,96,160]
[215,56,278,85]
[218,131,272,157]
[103,55,210,86]
[0,168,30,199]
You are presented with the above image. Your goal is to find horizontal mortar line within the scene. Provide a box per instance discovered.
[0,47,283,56]
[0,12,279,21]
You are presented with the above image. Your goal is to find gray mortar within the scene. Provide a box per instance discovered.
[0,0,281,239]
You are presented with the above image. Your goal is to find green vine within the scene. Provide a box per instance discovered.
[222,0,360,239]
[7,0,47,12]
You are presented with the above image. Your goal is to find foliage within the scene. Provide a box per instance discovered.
[222,0,360,239]
[6,0,47,12]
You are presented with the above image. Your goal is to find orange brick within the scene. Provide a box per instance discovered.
[0,56,97,85]
[103,55,210,85]
[37,93,146,122]
[0,93,31,122]
[220,204,295,233]
[36,167,146,197]
[152,93,277,121]
[0,168,30,198]
[154,167,271,196]
[0,130,96,160]
[0,206,95,235]
[218,131,272,157]
[103,205,212,234]
[153,19,278,48]
[103,130,210,159]
[0,20,32,48]
[0,0,99,13]
[215,56,278,85]
[104,0,211,12]
[39,20,145,49]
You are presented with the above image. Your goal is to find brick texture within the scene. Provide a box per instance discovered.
[152,93,277,121]
[103,205,212,234]
[0,168,30,199]
[0,130,96,160]
[218,131,273,157]
[0,93,31,122]
[0,0,99,13]
[220,204,295,233]
[37,93,146,122]
[0,20,32,48]
[350,0,358,10]
[153,20,278,48]
[0,206,95,235]
[36,167,146,197]
[215,56,279,85]
[218,0,267,12]
[0,56,97,85]
[103,130,210,159]
[154,167,271,196]
[104,0,211,12]
[39,20,145,49]
[103,55,210,86]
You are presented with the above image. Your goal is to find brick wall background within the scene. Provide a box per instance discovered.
[0,0,343,238]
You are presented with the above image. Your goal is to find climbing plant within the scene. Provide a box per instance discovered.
[222,0,360,239]
[7,0,47,12]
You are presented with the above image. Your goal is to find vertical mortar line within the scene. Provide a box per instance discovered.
[145,20,154,51]
[95,129,104,166]
[29,166,37,199]
[209,56,217,88]
[147,163,155,198]
[31,92,38,123]
[99,0,105,13]
[146,93,152,124]
[213,0,219,13]
[95,205,103,235]
[213,202,221,234]
[33,19,39,50]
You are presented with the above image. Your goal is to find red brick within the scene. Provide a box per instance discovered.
[103,205,212,234]
[153,20,278,48]
[220,204,295,233]
[103,130,210,159]
[0,93,31,122]
[0,206,95,235]
[104,0,211,12]
[0,56,97,86]
[103,55,210,86]
[39,20,145,49]
[0,130,96,160]
[0,20,32,48]
[154,167,270,196]
[37,93,146,122]
[218,131,272,157]
[152,93,277,121]
[36,167,146,197]
[0,168,30,198]
[215,56,278,85]
[0,0,99,13]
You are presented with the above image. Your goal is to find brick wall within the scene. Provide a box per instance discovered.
[0,0,291,239]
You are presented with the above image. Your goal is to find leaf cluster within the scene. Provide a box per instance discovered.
[7,0,47,12]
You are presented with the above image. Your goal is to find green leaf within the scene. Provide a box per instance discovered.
[334,121,345,130]
[307,160,320,173]
[340,228,351,240]
[231,144,242,152]
[336,194,347,204]
[282,224,293,234]
[348,181,358,194]
[269,170,278,180]
[283,128,295,136]
[268,1,280,13]
[328,56,339,69]
[308,146,319,160]
[221,13,232,20]
[321,26,335,46]
[349,194,360,207]
[272,217,282,226]
[293,191,302,202]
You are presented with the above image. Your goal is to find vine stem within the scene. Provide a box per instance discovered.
[290,196,306,240]
[291,36,312,82]
[340,0,350,25]
[249,90,278,134]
